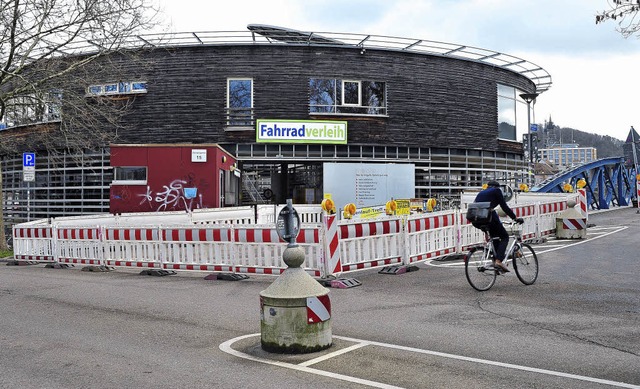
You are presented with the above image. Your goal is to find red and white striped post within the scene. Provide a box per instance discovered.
[323,214,342,277]
[577,188,588,220]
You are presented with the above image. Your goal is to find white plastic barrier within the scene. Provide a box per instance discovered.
[457,211,485,252]
[460,191,576,207]
[336,217,404,272]
[191,207,255,225]
[256,204,323,224]
[11,197,573,278]
[12,223,54,263]
[406,211,457,263]
[159,225,235,272]
[232,224,323,276]
[103,227,163,269]
[56,226,103,266]
[98,223,325,277]
[537,201,568,237]
[511,203,537,241]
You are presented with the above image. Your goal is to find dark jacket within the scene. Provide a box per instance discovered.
[474,187,517,220]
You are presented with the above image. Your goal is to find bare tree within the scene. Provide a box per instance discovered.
[0,0,162,250]
[596,0,640,37]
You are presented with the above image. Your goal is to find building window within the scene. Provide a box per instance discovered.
[310,78,386,115]
[226,78,253,127]
[113,166,147,184]
[497,84,529,141]
[87,81,147,96]
[1,90,62,127]
[342,81,361,105]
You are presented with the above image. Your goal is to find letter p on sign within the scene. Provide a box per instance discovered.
[23,152,35,167]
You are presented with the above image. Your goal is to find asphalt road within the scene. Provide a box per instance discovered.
[1,207,639,388]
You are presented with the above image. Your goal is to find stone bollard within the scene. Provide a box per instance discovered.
[260,201,332,353]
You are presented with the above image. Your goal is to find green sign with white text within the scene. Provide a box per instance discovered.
[256,119,347,144]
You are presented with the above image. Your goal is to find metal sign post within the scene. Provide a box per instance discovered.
[23,152,36,221]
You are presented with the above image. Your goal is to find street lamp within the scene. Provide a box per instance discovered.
[520,92,539,185]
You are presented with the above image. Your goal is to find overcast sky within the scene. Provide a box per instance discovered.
[156,0,640,141]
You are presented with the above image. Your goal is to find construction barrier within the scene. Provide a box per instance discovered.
[537,201,568,237]
[12,198,574,278]
[103,226,163,269]
[56,226,103,266]
[337,217,404,272]
[12,222,55,263]
[406,211,457,263]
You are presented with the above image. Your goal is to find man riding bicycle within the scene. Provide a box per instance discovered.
[473,181,524,273]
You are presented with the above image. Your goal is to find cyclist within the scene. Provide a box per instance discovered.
[473,180,524,273]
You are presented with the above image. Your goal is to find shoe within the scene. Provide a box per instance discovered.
[494,261,510,273]
[483,264,495,271]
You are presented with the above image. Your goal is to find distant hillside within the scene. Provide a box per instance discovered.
[536,120,624,158]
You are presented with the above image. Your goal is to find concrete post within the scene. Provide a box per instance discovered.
[556,199,587,239]
[260,200,332,353]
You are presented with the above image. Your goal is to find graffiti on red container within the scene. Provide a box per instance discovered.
[139,179,203,212]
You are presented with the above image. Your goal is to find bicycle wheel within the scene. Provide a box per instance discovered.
[512,243,538,285]
[465,247,496,291]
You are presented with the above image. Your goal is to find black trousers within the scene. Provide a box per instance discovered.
[487,217,510,261]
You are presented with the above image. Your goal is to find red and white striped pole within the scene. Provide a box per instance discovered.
[577,188,588,220]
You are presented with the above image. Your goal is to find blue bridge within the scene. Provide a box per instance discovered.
[531,157,637,210]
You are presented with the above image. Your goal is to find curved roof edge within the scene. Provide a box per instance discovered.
[63,24,553,93]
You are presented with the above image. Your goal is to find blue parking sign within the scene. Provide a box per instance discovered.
[23,152,35,167]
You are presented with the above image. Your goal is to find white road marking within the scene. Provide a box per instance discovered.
[219,334,403,389]
[428,225,627,266]
[298,342,368,367]
[220,333,640,389]
[534,226,627,254]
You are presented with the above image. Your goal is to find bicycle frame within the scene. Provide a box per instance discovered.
[465,220,538,291]
[483,223,521,263]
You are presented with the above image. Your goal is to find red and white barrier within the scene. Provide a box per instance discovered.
[537,201,567,237]
[103,227,162,268]
[512,204,537,241]
[11,197,576,278]
[406,212,457,263]
[337,218,403,272]
[56,227,102,266]
[12,226,54,262]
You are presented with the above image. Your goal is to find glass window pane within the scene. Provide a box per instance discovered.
[343,81,360,105]
[228,79,252,108]
[516,100,528,140]
[497,84,514,98]
[131,82,147,92]
[309,79,335,106]
[362,81,385,107]
[88,85,103,95]
[114,167,147,181]
[118,82,131,93]
[498,96,516,140]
